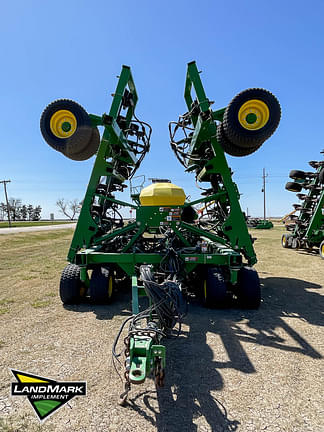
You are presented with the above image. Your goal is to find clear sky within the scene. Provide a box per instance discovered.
[1,0,324,218]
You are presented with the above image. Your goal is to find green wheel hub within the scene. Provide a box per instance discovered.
[61,121,72,132]
[245,113,257,124]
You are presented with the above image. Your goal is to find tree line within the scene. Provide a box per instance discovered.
[0,198,42,221]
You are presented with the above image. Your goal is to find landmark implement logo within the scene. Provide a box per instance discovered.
[10,369,86,422]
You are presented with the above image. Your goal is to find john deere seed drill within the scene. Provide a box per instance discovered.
[282,151,324,257]
[40,62,281,403]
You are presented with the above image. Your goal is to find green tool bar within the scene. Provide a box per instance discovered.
[183,191,227,208]
[185,61,210,113]
[76,250,237,266]
[93,222,137,245]
[109,65,138,121]
[95,194,138,210]
[180,221,228,245]
[212,108,226,122]
[106,119,137,164]
[132,276,139,314]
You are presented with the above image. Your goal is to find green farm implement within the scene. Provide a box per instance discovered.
[246,218,273,229]
[40,62,281,403]
[282,152,324,258]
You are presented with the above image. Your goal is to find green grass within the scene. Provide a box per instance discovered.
[0,299,14,315]
[0,299,14,305]
[0,308,9,315]
[0,220,75,228]
[31,300,51,308]
[0,229,73,308]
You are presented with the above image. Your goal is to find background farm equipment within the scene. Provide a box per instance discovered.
[40,62,281,402]
[246,217,273,229]
[282,152,324,258]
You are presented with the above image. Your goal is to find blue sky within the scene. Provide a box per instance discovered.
[1,0,324,218]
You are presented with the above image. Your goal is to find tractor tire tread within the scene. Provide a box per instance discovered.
[223,88,281,149]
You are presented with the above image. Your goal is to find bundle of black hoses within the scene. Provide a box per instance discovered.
[140,265,187,331]
[111,266,187,380]
[159,247,182,274]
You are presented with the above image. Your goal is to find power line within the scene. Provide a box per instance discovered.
[0,180,11,227]
[261,169,268,221]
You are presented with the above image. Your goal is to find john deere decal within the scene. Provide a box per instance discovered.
[10,369,86,422]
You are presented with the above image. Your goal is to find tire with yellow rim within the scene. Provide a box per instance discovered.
[285,181,302,193]
[40,99,93,159]
[319,240,324,260]
[223,88,281,149]
[90,267,114,304]
[236,267,261,309]
[59,264,87,304]
[202,267,227,308]
[67,127,100,161]
[281,233,291,248]
[216,123,261,157]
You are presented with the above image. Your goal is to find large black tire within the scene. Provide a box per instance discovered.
[67,127,100,161]
[59,264,85,304]
[319,241,324,259]
[291,237,300,249]
[309,161,319,169]
[289,170,306,180]
[40,99,92,156]
[318,168,324,184]
[90,267,114,304]
[296,193,308,200]
[202,267,227,308]
[216,123,261,157]
[285,182,302,192]
[223,88,281,149]
[236,267,261,309]
[281,233,291,248]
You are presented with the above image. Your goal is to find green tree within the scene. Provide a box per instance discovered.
[9,198,22,221]
[32,205,42,221]
[27,204,34,221]
[20,205,28,221]
[0,202,7,221]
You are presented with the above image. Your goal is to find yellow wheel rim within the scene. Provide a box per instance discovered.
[80,285,87,297]
[321,244,324,256]
[238,99,269,130]
[282,236,286,246]
[108,276,113,298]
[50,109,77,139]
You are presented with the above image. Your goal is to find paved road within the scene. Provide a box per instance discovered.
[0,223,76,234]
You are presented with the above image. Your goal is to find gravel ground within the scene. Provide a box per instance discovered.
[0,226,323,431]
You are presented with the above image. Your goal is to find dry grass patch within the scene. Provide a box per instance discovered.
[0,229,74,309]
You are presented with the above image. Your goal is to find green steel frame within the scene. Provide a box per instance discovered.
[287,165,324,247]
[68,62,256,277]
[68,65,139,263]
[63,62,260,390]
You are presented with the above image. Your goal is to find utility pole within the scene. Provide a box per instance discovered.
[261,168,268,221]
[0,180,11,227]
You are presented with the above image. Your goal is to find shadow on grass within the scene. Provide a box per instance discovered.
[126,276,323,431]
[63,285,133,320]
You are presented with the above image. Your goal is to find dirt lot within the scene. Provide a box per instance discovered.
[0,225,323,432]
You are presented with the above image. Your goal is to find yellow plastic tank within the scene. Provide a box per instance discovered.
[139,182,186,206]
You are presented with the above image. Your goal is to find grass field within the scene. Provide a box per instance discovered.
[0,229,71,313]
[0,224,323,432]
[0,220,74,229]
